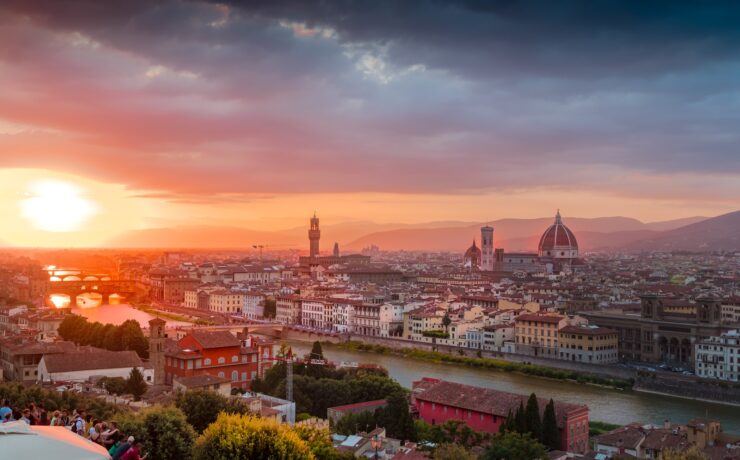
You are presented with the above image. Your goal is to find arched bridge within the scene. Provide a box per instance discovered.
[46,268,142,306]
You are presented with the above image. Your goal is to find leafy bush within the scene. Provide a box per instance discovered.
[175,389,249,432]
[193,413,313,460]
[115,405,196,460]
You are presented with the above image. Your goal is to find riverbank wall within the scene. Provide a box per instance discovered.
[635,375,740,406]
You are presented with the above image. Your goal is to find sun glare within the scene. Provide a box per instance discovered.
[20,180,97,232]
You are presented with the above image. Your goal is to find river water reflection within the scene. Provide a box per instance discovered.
[287,342,740,434]
[71,303,192,328]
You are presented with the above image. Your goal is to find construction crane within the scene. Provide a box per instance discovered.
[252,244,264,262]
[286,347,293,402]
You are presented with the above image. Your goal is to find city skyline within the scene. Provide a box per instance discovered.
[1,2,739,246]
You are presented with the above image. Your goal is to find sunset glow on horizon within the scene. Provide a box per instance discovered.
[0,1,737,247]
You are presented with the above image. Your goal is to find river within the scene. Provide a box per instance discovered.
[70,304,740,433]
[71,303,193,328]
[285,341,740,434]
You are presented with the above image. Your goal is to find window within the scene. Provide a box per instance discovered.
[218,371,225,378]
[242,372,247,381]
[218,357,226,364]
[232,355,238,363]
[204,358,212,366]
[232,371,238,382]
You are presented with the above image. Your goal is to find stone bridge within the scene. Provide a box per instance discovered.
[172,323,286,339]
[47,279,141,306]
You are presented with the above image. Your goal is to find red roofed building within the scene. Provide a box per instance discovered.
[411,378,589,453]
[165,329,273,390]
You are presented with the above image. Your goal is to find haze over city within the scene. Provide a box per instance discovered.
[1,2,740,460]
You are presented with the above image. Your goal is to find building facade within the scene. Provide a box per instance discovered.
[165,330,273,390]
[695,330,740,382]
[412,378,589,453]
[558,325,619,364]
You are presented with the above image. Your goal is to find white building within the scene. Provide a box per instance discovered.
[331,301,355,333]
[301,299,328,329]
[276,296,301,325]
[379,303,404,337]
[243,292,266,319]
[233,267,281,285]
[695,330,740,382]
[38,350,152,383]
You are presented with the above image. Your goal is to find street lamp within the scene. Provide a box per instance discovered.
[371,433,382,459]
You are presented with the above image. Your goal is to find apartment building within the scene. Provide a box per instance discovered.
[558,325,619,364]
[695,330,740,382]
[208,290,245,314]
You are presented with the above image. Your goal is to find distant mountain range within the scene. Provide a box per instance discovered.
[103,212,740,253]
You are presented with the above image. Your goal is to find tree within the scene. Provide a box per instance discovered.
[116,405,196,460]
[481,432,548,460]
[98,377,128,396]
[294,424,356,460]
[433,443,476,460]
[193,413,313,460]
[514,401,527,434]
[310,341,324,360]
[263,298,277,319]
[500,409,514,433]
[524,393,542,440]
[334,411,378,435]
[126,367,148,401]
[377,391,416,441]
[541,399,559,450]
[175,389,249,433]
[442,312,452,333]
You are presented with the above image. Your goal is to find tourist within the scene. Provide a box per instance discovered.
[0,400,12,421]
[89,419,101,443]
[112,436,135,460]
[2,412,12,423]
[72,412,85,435]
[60,410,70,427]
[28,403,40,425]
[20,409,31,424]
[50,410,61,426]
[84,413,94,436]
[102,421,120,448]
[120,441,148,460]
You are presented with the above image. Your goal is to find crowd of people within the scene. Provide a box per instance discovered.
[1,399,147,459]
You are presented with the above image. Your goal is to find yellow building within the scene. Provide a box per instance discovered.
[558,325,618,364]
[514,313,565,357]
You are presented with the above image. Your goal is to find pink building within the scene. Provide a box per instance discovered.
[411,378,589,453]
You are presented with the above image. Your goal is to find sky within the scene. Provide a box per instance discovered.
[0,1,739,246]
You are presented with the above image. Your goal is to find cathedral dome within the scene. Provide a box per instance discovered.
[538,211,578,259]
[464,240,481,268]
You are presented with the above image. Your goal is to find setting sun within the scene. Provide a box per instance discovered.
[20,180,97,232]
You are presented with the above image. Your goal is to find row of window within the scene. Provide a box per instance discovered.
[167,354,257,369]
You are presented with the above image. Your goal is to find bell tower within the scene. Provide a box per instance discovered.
[148,317,166,386]
[480,225,494,271]
[309,212,320,258]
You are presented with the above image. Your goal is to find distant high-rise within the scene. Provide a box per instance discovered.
[480,225,494,271]
[309,212,320,258]
[333,242,340,257]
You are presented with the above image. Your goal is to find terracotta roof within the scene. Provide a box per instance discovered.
[42,350,143,373]
[595,424,646,450]
[559,326,616,335]
[187,331,240,349]
[515,314,564,324]
[174,374,230,388]
[329,399,387,413]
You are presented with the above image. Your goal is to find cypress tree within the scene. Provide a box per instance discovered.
[541,399,560,450]
[525,393,542,440]
[514,401,526,434]
[500,409,513,433]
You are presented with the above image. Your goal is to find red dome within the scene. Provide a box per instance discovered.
[464,240,481,267]
[538,211,579,259]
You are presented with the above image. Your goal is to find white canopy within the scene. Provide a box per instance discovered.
[0,421,111,460]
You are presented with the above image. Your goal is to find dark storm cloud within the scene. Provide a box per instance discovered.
[0,0,738,199]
